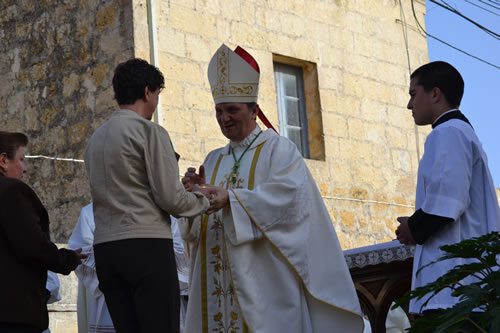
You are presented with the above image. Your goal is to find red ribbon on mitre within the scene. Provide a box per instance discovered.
[234,46,277,133]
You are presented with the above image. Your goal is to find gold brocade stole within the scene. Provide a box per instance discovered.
[200,142,265,333]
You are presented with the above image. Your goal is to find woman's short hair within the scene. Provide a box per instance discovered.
[0,131,28,159]
[112,58,165,106]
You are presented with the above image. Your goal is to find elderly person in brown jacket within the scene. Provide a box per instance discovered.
[0,131,86,333]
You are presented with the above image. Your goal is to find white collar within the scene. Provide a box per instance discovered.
[229,125,262,150]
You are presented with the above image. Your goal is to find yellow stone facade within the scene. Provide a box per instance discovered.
[134,0,432,249]
[2,0,499,332]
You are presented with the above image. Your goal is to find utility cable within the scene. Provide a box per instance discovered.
[464,0,500,16]
[432,0,500,40]
[398,0,422,160]
[411,0,500,70]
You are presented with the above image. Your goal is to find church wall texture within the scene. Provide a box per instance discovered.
[1,0,135,330]
[149,0,431,249]
[2,0,499,332]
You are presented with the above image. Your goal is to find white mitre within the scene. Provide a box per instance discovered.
[208,44,259,104]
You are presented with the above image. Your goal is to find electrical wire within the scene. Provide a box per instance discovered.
[411,0,500,70]
[398,0,422,161]
[464,0,500,16]
[322,195,415,208]
[478,0,500,11]
[25,155,84,163]
[435,0,500,40]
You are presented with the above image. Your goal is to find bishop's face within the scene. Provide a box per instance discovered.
[215,103,258,142]
[407,78,436,126]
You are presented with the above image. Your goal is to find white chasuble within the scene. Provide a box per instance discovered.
[181,127,364,333]
[195,138,262,333]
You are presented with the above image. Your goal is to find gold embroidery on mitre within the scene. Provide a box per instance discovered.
[211,46,258,100]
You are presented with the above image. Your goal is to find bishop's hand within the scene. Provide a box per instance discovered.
[182,165,206,191]
[201,185,229,215]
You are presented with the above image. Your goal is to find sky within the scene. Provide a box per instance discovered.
[424,0,500,187]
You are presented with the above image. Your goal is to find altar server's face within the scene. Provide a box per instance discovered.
[215,103,258,141]
[407,78,435,125]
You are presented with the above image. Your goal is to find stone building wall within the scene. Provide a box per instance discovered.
[1,0,431,253]
[0,0,135,242]
[150,0,431,248]
[1,1,135,331]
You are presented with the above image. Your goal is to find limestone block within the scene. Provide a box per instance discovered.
[340,210,356,229]
[159,53,203,85]
[219,0,240,20]
[360,98,387,122]
[291,38,319,63]
[344,10,364,34]
[362,16,382,37]
[387,104,414,129]
[318,66,342,90]
[7,91,26,113]
[330,159,353,184]
[305,21,330,42]
[350,187,369,200]
[337,231,353,250]
[347,117,365,140]
[63,73,80,98]
[372,192,388,212]
[335,94,360,116]
[378,83,399,105]
[230,21,268,50]
[184,87,213,111]
[339,139,371,165]
[353,164,386,190]
[319,89,338,112]
[194,110,220,138]
[216,19,231,42]
[158,27,186,58]
[319,45,344,68]
[170,5,216,38]
[364,122,386,145]
[353,33,376,59]
[391,149,411,172]
[323,113,348,138]
[96,5,117,31]
[306,1,343,26]
[68,121,89,146]
[343,73,377,100]
[195,0,218,15]
[267,31,294,56]
[263,9,281,32]
[375,62,406,85]
[24,107,41,132]
[160,80,184,108]
[396,174,415,196]
[162,108,194,135]
[370,144,391,168]
[186,35,211,62]
[31,62,48,81]
[279,12,305,37]
[387,126,408,149]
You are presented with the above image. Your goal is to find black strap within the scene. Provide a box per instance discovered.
[432,110,473,129]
